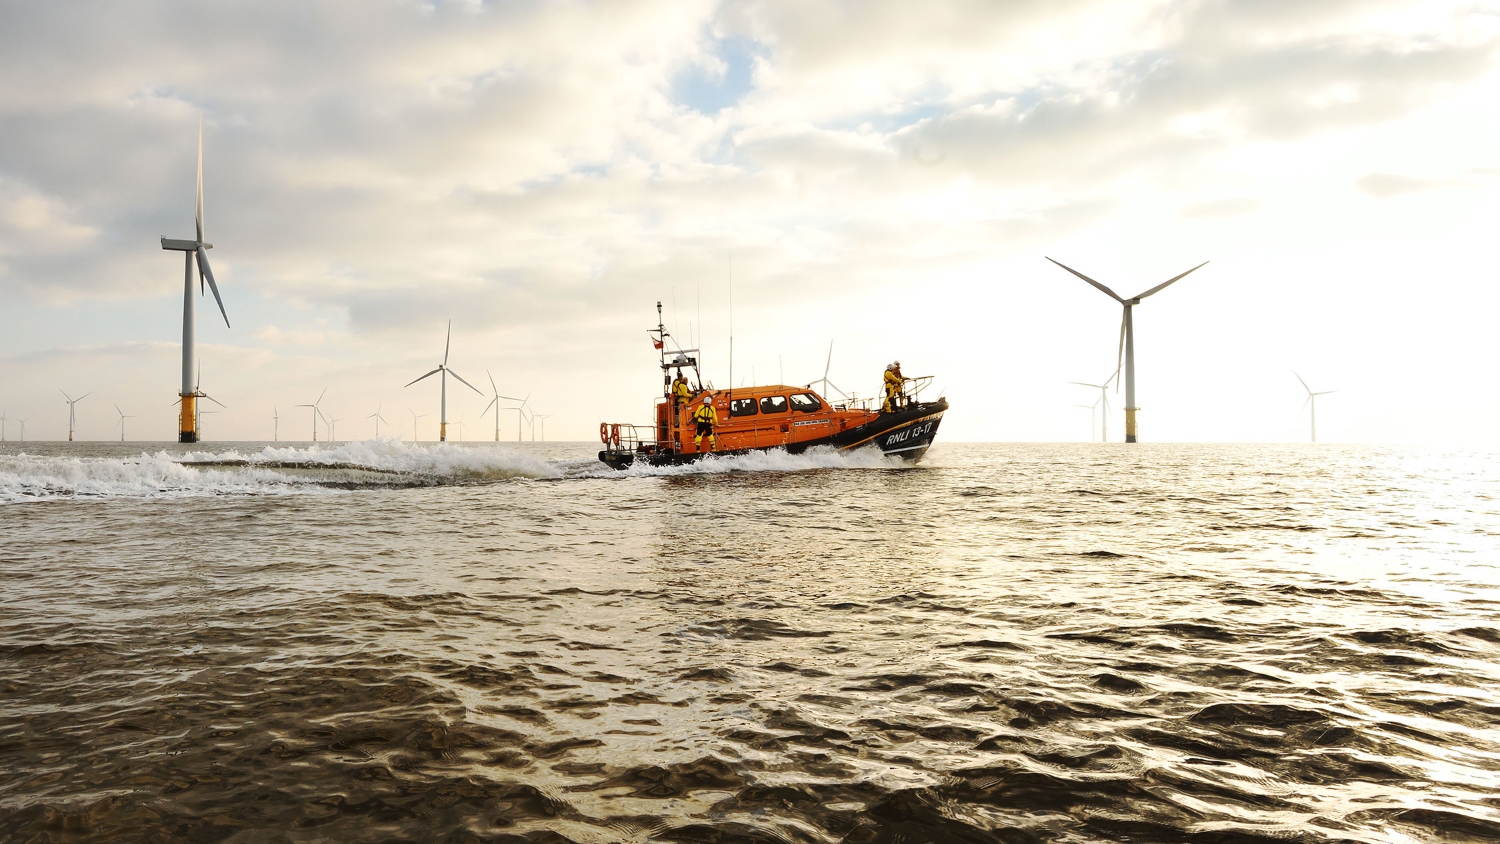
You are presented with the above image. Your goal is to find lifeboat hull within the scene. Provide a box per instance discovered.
[598,399,947,470]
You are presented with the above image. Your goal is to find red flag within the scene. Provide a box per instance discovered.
[650,335,664,350]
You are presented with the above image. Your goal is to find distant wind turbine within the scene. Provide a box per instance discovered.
[295,389,328,441]
[61,390,89,442]
[114,404,136,442]
[1069,371,1117,442]
[805,340,849,401]
[481,370,522,442]
[328,416,343,444]
[1075,403,1098,442]
[160,118,231,443]
[1048,257,1208,443]
[368,402,390,438]
[404,320,481,442]
[1295,373,1336,443]
[534,413,553,442]
[180,365,225,440]
[407,408,428,443]
[509,392,532,442]
[273,406,279,442]
[1,409,7,442]
[15,416,29,442]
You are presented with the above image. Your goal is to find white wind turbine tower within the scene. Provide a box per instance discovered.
[508,392,532,442]
[328,416,343,444]
[160,118,231,444]
[481,371,522,442]
[534,413,553,441]
[1,409,7,442]
[1048,258,1208,443]
[404,320,481,442]
[61,390,89,442]
[1295,373,1336,443]
[368,402,390,438]
[16,416,29,442]
[114,404,136,442]
[296,389,328,441]
[273,406,279,442]
[1069,371,1117,442]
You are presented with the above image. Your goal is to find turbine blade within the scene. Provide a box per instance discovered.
[487,369,497,394]
[481,397,497,414]
[1294,372,1311,394]
[404,368,442,388]
[202,394,226,408]
[1133,261,1209,300]
[1046,257,1124,302]
[824,340,834,381]
[444,320,452,365]
[196,117,204,243]
[447,369,482,395]
[317,388,327,405]
[197,250,230,327]
[1315,390,1337,396]
[1068,382,1103,389]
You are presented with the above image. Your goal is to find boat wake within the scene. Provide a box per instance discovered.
[1,441,910,502]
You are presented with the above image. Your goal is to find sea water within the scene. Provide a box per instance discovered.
[2,441,1498,842]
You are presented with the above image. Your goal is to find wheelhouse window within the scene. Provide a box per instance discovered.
[760,395,788,414]
[729,398,758,417]
[790,393,822,412]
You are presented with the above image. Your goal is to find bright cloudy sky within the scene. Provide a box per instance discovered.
[1,0,1497,443]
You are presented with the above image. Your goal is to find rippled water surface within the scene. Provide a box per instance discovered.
[3,441,1499,843]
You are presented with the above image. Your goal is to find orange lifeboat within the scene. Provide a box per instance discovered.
[598,304,948,470]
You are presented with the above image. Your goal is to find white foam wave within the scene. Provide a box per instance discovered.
[572,445,905,478]
[180,438,562,481]
[0,451,317,503]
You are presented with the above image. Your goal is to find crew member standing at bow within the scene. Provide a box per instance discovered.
[693,394,718,451]
[882,361,905,413]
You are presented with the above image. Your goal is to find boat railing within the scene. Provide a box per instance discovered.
[600,423,657,454]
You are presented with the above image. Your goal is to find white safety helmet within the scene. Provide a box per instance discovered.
[893,360,901,367]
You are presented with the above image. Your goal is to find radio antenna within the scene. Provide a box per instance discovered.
[728,254,733,403]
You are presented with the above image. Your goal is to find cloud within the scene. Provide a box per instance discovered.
[1356,172,1449,198]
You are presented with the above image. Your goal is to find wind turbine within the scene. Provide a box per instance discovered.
[61,390,89,442]
[199,409,218,437]
[407,408,428,443]
[513,393,532,442]
[805,340,849,401]
[295,389,328,441]
[368,402,390,438]
[404,320,481,441]
[1048,257,1208,443]
[481,371,522,442]
[160,118,231,443]
[1075,403,1098,442]
[273,406,279,442]
[1,409,7,442]
[328,416,343,444]
[114,404,136,442]
[454,413,467,442]
[1295,373,1336,443]
[1069,371,1117,442]
[534,413,553,442]
[16,416,29,442]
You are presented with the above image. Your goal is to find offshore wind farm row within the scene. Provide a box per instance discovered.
[1,123,1337,445]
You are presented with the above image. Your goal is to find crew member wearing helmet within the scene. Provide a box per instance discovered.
[671,370,692,406]
[882,361,905,413]
[693,394,718,451]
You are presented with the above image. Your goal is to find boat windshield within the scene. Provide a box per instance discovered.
[790,393,822,412]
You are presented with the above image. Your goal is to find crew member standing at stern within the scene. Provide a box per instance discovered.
[693,394,718,451]
[671,370,692,408]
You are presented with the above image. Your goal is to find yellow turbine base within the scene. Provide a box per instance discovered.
[179,394,198,443]
[439,422,448,442]
[1125,408,1138,443]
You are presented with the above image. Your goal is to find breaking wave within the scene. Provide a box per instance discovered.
[0,441,906,502]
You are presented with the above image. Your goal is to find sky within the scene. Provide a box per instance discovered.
[1,0,1498,444]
